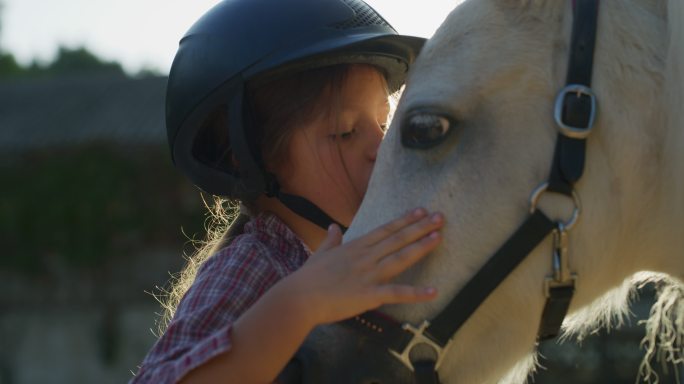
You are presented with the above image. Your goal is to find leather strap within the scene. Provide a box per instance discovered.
[548,0,599,196]
[343,212,558,357]
[538,285,576,340]
[539,0,599,339]
[566,0,599,87]
[425,210,556,346]
[275,188,348,232]
[414,360,440,384]
[340,311,414,353]
[229,82,268,196]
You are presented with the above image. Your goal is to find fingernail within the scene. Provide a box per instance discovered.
[431,213,443,224]
[424,287,437,295]
[429,231,440,240]
[413,208,426,217]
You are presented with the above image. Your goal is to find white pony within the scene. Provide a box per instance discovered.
[345,0,684,383]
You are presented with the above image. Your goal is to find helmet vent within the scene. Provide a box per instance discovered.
[332,0,392,30]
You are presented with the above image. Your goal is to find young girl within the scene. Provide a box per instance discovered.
[132,0,444,383]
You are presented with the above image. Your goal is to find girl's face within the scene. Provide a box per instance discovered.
[276,65,389,226]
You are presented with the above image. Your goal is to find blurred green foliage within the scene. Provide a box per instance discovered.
[0,51,21,76]
[0,145,206,273]
[0,46,159,78]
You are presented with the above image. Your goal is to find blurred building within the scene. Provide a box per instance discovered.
[0,73,166,153]
[0,72,201,384]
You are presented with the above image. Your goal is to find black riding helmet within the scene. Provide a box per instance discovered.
[167,0,425,229]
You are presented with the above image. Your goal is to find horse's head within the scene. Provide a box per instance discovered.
[284,1,683,383]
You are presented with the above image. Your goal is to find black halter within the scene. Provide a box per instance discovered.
[338,1,600,382]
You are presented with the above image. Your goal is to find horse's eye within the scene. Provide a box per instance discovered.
[401,112,454,149]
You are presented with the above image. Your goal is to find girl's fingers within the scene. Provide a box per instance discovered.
[356,208,429,247]
[368,213,444,260]
[374,231,442,281]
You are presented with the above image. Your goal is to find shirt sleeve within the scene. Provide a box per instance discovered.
[130,237,282,384]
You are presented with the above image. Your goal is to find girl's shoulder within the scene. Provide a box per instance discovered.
[202,212,310,278]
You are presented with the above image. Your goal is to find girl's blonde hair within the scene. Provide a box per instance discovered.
[156,64,393,333]
[155,196,240,335]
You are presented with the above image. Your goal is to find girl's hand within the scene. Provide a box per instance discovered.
[288,208,444,326]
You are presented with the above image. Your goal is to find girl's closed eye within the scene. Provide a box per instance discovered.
[330,127,357,141]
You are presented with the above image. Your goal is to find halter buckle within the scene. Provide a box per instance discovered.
[554,84,597,139]
[389,320,451,372]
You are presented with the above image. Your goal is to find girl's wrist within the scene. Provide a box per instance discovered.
[277,270,324,329]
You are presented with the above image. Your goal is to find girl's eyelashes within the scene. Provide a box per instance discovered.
[340,128,356,139]
[330,127,357,141]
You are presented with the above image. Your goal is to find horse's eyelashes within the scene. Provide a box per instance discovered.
[401,112,454,149]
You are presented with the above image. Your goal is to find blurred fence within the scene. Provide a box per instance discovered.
[0,73,205,384]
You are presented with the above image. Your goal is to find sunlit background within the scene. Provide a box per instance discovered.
[0,1,680,383]
[1,0,457,75]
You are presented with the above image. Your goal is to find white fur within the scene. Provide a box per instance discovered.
[345,1,684,383]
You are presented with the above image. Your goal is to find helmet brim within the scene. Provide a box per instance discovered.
[245,33,426,93]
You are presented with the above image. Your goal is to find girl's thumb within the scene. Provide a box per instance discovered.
[317,223,342,252]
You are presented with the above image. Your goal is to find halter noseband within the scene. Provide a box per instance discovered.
[340,1,600,382]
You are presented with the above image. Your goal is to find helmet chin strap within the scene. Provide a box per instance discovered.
[265,173,349,233]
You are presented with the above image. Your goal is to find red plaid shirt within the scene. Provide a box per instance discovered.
[131,213,311,384]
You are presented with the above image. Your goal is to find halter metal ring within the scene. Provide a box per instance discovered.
[529,182,581,230]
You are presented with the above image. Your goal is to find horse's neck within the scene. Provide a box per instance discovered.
[664,0,684,265]
[587,0,684,282]
[652,0,684,279]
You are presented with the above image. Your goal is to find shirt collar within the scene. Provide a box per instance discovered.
[244,212,313,257]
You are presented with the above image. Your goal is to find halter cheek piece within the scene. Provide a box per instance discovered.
[339,1,600,382]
